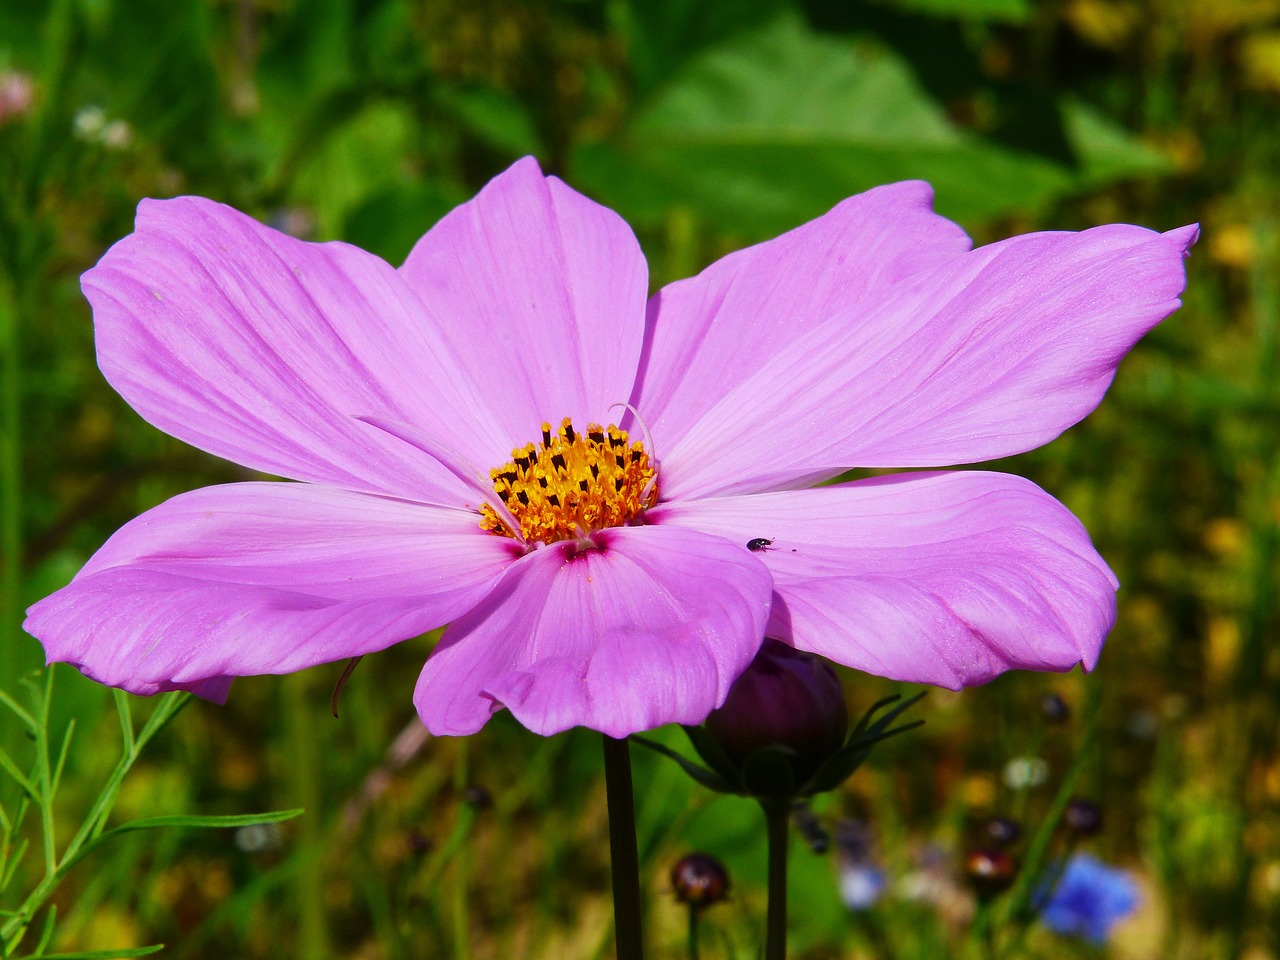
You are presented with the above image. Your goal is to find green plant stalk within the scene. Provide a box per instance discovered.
[415,805,477,896]
[686,905,700,960]
[0,689,192,951]
[0,272,22,706]
[452,739,471,960]
[602,735,644,960]
[1,0,77,777]
[962,899,997,960]
[284,675,331,960]
[762,799,789,960]
[984,680,1102,960]
[1223,214,1280,960]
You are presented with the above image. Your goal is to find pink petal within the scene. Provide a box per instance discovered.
[399,157,649,451]
[413,525,773,737]
[654,472,1117,688]
[633,181,971,456]
[86,197,511,505]
[25,483,515,694]
[661,224,1197,499]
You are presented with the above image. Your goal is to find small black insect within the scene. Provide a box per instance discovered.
[746,537,774,552]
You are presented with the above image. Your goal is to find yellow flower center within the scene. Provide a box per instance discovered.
[480,417,659,544]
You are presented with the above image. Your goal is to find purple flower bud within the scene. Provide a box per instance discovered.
[671,853,730,909]
[1040,692,1071,724]
[463,785,493,810]
[1064,798,1103,836]
[704,639,849,791]
[983,816,1022,848]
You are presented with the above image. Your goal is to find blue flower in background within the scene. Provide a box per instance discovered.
[1041,854,1140,944]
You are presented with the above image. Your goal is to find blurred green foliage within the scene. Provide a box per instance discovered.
[1,0,1278,957]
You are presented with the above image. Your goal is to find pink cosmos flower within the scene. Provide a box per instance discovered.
[25,157,1196,738]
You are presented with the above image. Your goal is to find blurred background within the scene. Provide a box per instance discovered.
[0,0,1276,957]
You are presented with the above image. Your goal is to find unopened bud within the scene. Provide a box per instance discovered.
[1040,693,1071,724]
[463,785,493,810]
[704,639,848,795]
[964,848,1017,897]
[983,816,1022,848]
[1064,798,1103,836]
[671,853,730,909]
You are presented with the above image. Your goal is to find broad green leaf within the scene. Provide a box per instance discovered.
[572,14,1168,235]
[612,0,793,94]
[290,101,418,239]
[344,180,466,266]
[1064,97,1169,187]
[433,84,545,158]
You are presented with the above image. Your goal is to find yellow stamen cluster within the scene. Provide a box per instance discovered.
[480,417,659,543]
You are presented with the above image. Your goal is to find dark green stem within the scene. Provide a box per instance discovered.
[763,799,790,960]
[686,905,701,960]
[602,735,644,960]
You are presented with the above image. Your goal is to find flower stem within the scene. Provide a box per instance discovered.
[762,799,790,960]
[602,734,644,960]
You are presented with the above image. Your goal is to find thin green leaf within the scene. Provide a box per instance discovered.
[1,837,29,893]
[53,809,303,894]
[49,719,75,799]
[112,690,134,756]
[97,808,305,841]
[871,0,1031,23]
[997,692,1101,927]
[0,745,39,801]
[630,735,735,793]
[32,903,55,956]
[20,945,164,959]
[0,689,37,735]
[134,692,190,749]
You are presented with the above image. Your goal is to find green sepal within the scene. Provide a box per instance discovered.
[681,724,745,787]
[803,692,926,795]
[634,692,926,801]
[629,735,736,793]
[739,745,799,798]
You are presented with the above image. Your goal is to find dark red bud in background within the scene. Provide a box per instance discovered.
[671,853,730,909]
[964,848,1018,898]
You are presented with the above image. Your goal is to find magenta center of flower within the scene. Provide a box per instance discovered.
[479,417,659,543]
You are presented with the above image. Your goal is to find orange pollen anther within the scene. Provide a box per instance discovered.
[480,417,659,543]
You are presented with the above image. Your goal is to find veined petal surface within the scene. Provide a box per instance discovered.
[413,525,773,738]
[85,198,508,504]
[25,483,515,693]
[654,471,1117,688]
[400,157,649,451]
[633,181,971,454]
[661,224,1197,499]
